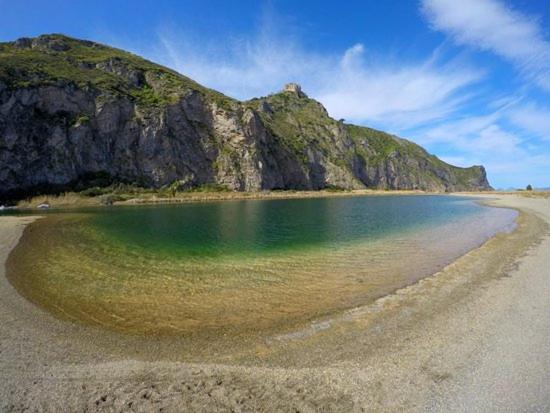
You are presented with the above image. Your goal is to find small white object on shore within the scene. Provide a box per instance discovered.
[37,203,50,209]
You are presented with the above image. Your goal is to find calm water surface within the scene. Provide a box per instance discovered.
[85,195,502,256]
[6,195,517,339]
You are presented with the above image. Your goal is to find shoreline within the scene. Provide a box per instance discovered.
[14,188,476,210]
[1,194,549,411]
[10,187,549,212]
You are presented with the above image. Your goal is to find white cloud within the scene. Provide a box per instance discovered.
[508,104,550,140]
[153,29,328,101]
[340,43,365,69]
[316,47,482,126]
[418,115,523,156]
[418,112,499,144]
[476,124,523,154]
[421,0,550,90]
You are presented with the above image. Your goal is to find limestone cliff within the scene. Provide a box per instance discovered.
[0,34,491,201]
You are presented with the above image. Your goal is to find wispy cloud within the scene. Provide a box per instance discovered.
[132,16,482,130]
[415,112,523,156]
[421,0,550,90]
[316,48,482,127]
[508,103,550,140]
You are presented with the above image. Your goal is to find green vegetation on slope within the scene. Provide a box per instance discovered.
[347,124,486,189]
[246,90,487,190]
[0,34,235,109]
[247,91,343,165]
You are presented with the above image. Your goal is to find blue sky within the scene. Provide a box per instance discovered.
[1,0,549,188]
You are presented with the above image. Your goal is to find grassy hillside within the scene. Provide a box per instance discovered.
[0,34,235,109]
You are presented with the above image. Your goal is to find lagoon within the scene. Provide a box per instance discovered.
[6,195,517,340]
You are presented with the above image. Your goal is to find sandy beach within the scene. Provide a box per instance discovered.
[1,194,549,412]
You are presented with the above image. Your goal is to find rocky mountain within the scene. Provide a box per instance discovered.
[0,34,491,201]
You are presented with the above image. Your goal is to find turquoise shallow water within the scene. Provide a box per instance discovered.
[84,195,512,257]
[6,195,518,337]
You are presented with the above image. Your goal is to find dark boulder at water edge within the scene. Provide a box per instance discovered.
[0,34,492,201]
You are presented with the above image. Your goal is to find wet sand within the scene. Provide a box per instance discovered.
[1,194,549,412]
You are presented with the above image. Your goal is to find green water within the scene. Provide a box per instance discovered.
[84,195,509,257]
[6,195,517,340]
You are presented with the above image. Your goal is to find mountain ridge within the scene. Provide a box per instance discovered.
[0,34,492,201]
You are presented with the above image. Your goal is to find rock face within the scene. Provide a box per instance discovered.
[0,34,492,201]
